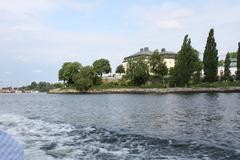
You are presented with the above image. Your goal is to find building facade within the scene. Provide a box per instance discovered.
[122,47,177,72]
[218,58,237,77]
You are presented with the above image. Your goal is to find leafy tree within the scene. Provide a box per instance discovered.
[73,66,97,91]
[116,64,125,74]
[168,67,178,87]
[38,82,53,92]
[53,83,64,88]
[74,78,93,91]
[23,82,64,92]
[171,35,201,86]
[150,50,168,79]
[229,52,237,59]
[192,61,203,84]
[203,28,219,82]
[30,81,38,90]
[58,62,82,85]
[93,59,111,77]
[236,42,240,80]
[218,60,224,67]
[126,59,149,86]
[224,53,231,81]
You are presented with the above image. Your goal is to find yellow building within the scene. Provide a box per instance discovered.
[122,47,177,72]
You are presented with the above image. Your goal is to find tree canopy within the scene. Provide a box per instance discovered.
[116,64,125,74]
[23,81,58,92]
[203,28,219,82]
[224,53,231,81]
[30,81,38,90]
[73,66,97,91]
[229,52,237,59]
[149,50,168,78]
[93,59,111,77]
[125,59,149,86]
[58,59,112,91]
[58,62,82,85]
[170,35,201,86]
[218,60,224,67]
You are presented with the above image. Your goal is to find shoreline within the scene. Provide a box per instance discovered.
[48,87,240,94]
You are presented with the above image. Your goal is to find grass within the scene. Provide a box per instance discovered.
[94,81,240,90]
[191,81,240,88]
[57,81,240,91]
[91,82,165,90]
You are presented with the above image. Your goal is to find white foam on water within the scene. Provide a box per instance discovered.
[0,114,132,160]
[0,114,57,160]
[0,114,232,160]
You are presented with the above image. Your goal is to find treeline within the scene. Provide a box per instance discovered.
[57,28,240,91]
[122,28,240,87]
[21,81,64,92]
[58,59,111,91]
[177,29,240,84]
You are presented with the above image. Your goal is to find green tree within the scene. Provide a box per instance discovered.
[74,78,93,91]
[93,59,111,77]
[236,42,240,81]
[229,52,237,59]
[116,64,125,74]
[38,82,53,92]
[172,35,201,86]
[203,28,219,82]
[218,60,224,67]
[126,59,149,86]
[30,81,38,90]
[53,83,64,88]
[73,66,97,91]
[224,53,231,81]
[58,62,82,85]
[169,67,178,87]
[192,61,203,84]
[150,50,168,79]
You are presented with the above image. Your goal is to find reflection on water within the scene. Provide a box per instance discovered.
[0,93,240,159]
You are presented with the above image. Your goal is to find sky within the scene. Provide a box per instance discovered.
[0,0,240,87]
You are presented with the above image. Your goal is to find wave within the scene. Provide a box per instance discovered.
[0,114,239,160]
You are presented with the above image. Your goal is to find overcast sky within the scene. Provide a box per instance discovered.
[0,0,240,87]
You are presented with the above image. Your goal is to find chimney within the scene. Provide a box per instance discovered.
[161,48,166,52]
[144,47,149,51]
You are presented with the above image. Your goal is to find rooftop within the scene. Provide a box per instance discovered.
[124,47,176,59]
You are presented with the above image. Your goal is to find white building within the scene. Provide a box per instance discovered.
[102,73,122,81]
[122,47,177,72]
[218,58,237,76]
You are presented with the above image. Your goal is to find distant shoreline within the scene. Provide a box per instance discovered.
[48,87,240,94]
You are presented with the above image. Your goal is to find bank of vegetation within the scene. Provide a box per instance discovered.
[49,28,240,93]
[21,82,64,92]
[26,29,240,92]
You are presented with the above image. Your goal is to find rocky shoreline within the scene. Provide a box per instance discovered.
[48,87,240,94]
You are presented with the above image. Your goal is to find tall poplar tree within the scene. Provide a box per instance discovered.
[224,53,231,81]
[203,28,219,82]
[172,35,200,86]
[236,42,240,81]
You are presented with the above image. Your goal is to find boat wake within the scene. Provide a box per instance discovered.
[0,114,239,160]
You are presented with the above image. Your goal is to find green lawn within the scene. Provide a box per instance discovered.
[191,81,240,88]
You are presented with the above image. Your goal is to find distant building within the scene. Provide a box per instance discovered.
[122,47,177,72]
[230,58,237,75]
[218,58,237,76]
[218,66,224,77]
[102,73,122,81]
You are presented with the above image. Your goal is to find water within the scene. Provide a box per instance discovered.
[0,93,240,160]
